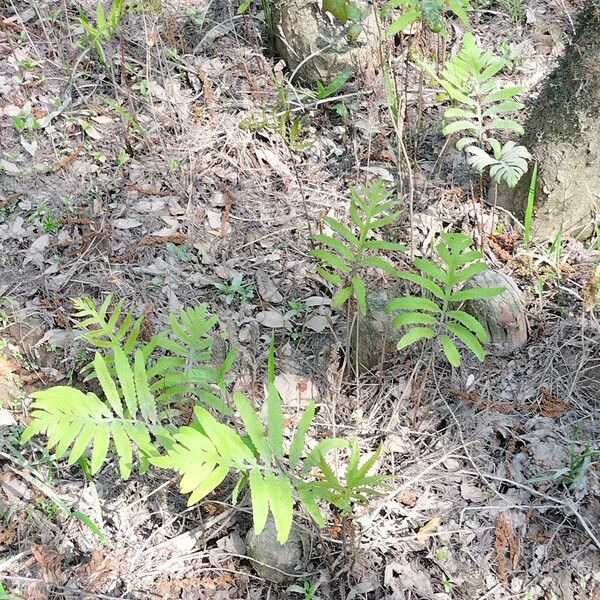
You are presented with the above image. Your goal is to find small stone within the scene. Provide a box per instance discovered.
[245,517,310,584]
[443,458,461,472]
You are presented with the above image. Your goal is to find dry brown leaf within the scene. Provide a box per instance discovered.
[0,355,17,378]
[416,516,442,541]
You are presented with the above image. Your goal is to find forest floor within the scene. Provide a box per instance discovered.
[1,0,599,598]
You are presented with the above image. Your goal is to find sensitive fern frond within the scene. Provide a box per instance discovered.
[22,349,164,479]
[312,178,405,315]
[424,33,530,187]
[386,233,504,366]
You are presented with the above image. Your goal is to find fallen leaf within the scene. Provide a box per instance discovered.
[20,135,38,157]
[0,471,32,503]
[256,310,285,328]
[113,218,142,229]
[205,209,222,230]
[416,516,442,541]
[91,115,114,124]
[0,355,18,378]
[0,408,16,426]
[274,372,318,406]
[257,277,283,303]
[0,159,20,174]
[305,315,328,332]
[460,482,489,503]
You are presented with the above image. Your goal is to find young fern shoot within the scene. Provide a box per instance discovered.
[312,179,405,315]
[386,233,504,366]
[24,305,387,545]
[152,338,387,543]
[73,296,235,414]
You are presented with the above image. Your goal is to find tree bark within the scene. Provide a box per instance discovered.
[495,0,600,238]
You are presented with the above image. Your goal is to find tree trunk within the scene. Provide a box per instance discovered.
[271,0,378,84]
[495,0,600,239]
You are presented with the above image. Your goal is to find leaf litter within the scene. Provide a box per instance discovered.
[0,0,598,599]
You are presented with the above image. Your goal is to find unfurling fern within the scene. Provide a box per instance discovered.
[386,233,504,366]
[312,178,405,315]
[423,32,530,187]
[387,0,472,36]
[153,339,387,543]
[73,296,234,414]
[22,349,166,479]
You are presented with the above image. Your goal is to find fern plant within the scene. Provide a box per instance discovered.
[307,439,386,516]
[386,232,504,366]
[387,0,472,36]
[23,307,387,544]
[153,339,387,542]
[73,296,234,414]
[22,349,167,479]
[312,179,406,315]
[423,32,530,187]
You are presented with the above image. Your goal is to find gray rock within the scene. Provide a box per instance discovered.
[245,517,310,583]
[272,0,379,84]
[464,270,529,356]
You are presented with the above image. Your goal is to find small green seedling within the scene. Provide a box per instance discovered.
[387,0,472,37]
[422,32,530,187]
[215,273,255,305]
[315,72,354,100]
[312,178,405,316]
[523,162,537,247]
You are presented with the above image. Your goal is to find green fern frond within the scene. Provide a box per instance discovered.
[387,0,472,36]
[387,232,503,366]
[22,350,162,479]
[73,297,234,414]
[73,294,143,357]
[421,32,530,187]
[312,178,405,316]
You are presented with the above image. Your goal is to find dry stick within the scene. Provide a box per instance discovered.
[462,470,600,551]
[470,177,486,252]
[8,0,42,60]
[410,350,436,425]
[377,25,415,259]
[0,19,23,82]
[0,577,141,600]
[285,142,315,247]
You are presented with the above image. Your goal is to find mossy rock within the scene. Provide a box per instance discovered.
[245,517,310,584]
[272,0,379,84]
